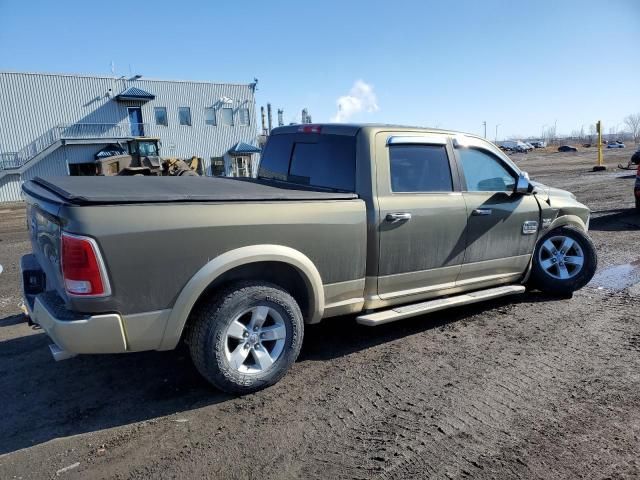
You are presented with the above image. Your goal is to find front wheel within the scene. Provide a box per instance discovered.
[187,281,304,394]
[529,225,597,295]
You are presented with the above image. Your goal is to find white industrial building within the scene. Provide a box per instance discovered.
[0,71,261,202]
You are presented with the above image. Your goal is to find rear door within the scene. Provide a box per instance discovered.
[452,137,540,286]
[376,133,468,300]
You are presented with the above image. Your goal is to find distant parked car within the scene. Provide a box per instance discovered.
[558,145,578,152]
[529,141,546,148]
[607,142,625,149]
[499,140,532,152]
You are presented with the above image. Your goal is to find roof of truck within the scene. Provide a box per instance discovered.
[271,123,462,136]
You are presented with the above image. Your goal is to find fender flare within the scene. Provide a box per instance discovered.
[158,245,325,350]
[546,214,588,233]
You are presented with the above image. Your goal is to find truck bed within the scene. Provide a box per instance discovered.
[25,176,358,205]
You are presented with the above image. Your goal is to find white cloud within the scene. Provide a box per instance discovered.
[331,80,379,123]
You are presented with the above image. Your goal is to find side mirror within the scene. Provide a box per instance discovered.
[514,173,533,195]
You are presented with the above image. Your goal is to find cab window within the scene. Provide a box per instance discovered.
[458,148,515,192]
[389,145,453,192]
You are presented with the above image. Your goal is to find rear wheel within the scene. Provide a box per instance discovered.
[187,282,304,394]
[529,226,597,295]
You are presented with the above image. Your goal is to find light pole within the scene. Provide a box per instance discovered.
[495,124,500,142]
[483,121,487,138]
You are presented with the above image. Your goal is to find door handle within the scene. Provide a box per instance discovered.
[386,212,412,223]
[472,208,493,216]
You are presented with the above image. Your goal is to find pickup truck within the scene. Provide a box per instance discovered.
[21,124,597,394]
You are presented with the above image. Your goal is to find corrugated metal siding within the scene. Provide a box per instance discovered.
[0,72,258,201]
[0,175,23,202]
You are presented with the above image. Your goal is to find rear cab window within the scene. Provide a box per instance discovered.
[258,132,356,191]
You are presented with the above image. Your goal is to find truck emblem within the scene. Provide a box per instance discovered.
[522,221,538,235]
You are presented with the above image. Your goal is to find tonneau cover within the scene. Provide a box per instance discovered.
[27,176,358,205]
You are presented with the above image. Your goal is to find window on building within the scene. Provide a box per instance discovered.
[211,157,225,176]
[239,108,250,126]
[154,107,168,126]
[221,107,234,126]
[179,107,192,126]
[457,148,515,192]
[389,145,453,192]
[204,108,217,126]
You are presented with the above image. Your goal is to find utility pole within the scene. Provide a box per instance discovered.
[495,124,500,142]
[483,121,487,138]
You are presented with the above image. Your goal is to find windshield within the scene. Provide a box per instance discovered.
[138,142,158,156]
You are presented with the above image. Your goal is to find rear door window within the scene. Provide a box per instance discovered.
[389,145,453,192]
[259,133,356,191]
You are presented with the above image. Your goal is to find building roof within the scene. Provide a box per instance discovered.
[229,141,261,154]
[0,70,255,87]
[115,87,156,101]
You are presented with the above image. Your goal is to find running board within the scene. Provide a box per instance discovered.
[356,285,526,326]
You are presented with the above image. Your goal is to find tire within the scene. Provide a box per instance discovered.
[187,281,304,394]
[529,225,597,296]
[635,196,640,212]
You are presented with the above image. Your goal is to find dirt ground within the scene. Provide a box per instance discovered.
[1,146,639,479]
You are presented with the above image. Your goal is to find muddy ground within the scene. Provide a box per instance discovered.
[0,146,639,479]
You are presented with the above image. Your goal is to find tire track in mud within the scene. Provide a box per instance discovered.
[297,290,640,480]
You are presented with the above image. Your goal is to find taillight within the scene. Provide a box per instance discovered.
[297,124,322,134]
[61,232,110,296]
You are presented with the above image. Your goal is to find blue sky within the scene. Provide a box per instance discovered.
[0,0,638,139]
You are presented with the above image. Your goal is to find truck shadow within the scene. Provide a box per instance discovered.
[0,327,226,455]
[588,208,640,232]
[300,291,563,362]
[0,290,560,455]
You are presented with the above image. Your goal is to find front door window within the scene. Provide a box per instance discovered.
[233,156,252,177]
[128,107,144,136]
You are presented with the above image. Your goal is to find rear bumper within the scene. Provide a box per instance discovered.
[27,292,128,354]
[21,253,127,355]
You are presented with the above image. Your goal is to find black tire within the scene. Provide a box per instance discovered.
[636,196,640,212]
[187,281,304,394]
[529,225,597,296]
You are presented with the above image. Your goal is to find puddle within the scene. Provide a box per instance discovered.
[590,259,640,291]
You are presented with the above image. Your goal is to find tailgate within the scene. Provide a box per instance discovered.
[23,182,67,299]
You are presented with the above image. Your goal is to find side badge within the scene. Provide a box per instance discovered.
[522,221,538,235]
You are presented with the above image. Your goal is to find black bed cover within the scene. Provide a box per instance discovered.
[25,176,358,205]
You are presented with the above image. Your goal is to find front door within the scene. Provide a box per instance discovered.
[376,133,468,301]
[128,107,144,136]
[453,140,540,286]
[232,156,252,177]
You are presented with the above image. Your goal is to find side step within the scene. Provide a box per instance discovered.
[356,285,526,326]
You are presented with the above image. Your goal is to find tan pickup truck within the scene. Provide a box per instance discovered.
[21,124,596,393]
